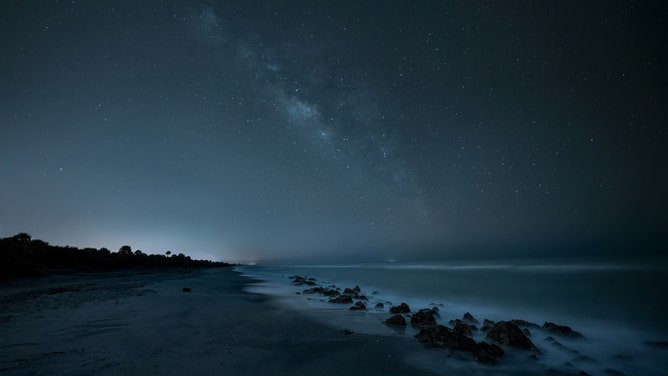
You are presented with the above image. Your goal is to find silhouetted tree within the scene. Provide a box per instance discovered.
[0,233,231,280]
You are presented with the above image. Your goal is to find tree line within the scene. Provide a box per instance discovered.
[0,233,231,280]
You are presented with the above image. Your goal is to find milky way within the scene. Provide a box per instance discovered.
[1,1,665,263]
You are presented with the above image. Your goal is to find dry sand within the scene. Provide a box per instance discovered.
[0,268,432,375]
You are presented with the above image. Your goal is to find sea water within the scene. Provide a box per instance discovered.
[238,259,668,375]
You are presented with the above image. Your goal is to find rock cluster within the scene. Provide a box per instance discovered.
[389,303,411,314]
[415,324,505,364]
[286,275,591,368]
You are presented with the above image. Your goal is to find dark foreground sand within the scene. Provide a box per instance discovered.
[0,268,432,375]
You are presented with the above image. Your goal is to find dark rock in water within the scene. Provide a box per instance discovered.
[463,312,479,324]
[415,325,478,352]
[481,319,495,331]
[353,285,361,293]
[486,321,539,352]
[452,320,476,337]
[385,314,407,326]
[510,319,540,328]
[474,341,505,364]
[449,319,478,334]
[342,288,360,297]
[349,301,367,310]
[303,287,340,297]
[416,325,505,364]
[543,322,584,339]
[341,329,354,335]
[411,308,437,327]
[523,328,532,337]
[375,302,384,309]
[329,295,353,304]
[182,287,192,292]
[290,276,312,286]
[389,302,410,314]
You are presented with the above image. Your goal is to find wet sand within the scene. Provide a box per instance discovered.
[0,268,431,375]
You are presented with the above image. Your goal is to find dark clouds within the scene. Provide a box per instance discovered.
[1,1,665,263]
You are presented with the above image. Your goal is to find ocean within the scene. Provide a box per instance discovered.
[238,259,668,376]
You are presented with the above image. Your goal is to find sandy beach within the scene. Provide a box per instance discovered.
[0,268,432,376]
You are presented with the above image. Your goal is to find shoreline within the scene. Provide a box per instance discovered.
[0,267,433,375]
[239,266,668,376]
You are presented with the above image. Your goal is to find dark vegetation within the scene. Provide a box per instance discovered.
[0,233,231,280]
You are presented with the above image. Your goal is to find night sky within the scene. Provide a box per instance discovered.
[1,1,666,263]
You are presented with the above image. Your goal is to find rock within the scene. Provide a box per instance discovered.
[353,285,361,293]
[523,328,532,337]
[452,320,476,337]
[415,325,478,352]
[389,303,410,314]
[411,308,437,327]
[342,288,360,297]
[303,287,340,297]
[543,322,584,339]
[329,295,353,304]
[385,314,407,326]
[182,287,192,292]
[474,341,505,364]
[486,321,539,352]
[341,329,354,335]
[289,276,316,286]
[416,325,505,364]
[349,301,367,310]
[375,302,384,309]
[510,319,540,328]
[463,312,479,324]
[481,319,496,331]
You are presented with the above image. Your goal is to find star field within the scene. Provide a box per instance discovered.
[1,1,665,263]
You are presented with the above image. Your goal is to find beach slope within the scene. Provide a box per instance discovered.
[0,268,430,375]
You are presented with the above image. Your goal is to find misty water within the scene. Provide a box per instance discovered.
[239,258,668,376]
